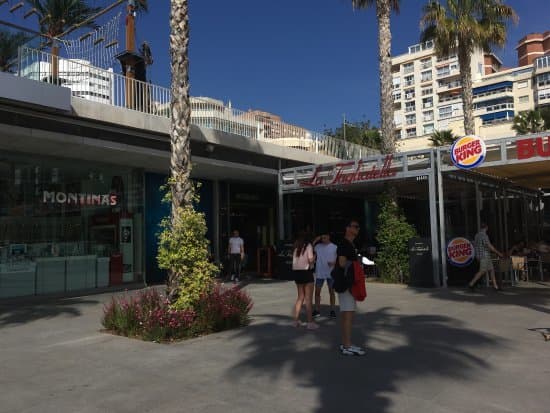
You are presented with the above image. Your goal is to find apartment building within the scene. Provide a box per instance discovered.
[393,35,550,152]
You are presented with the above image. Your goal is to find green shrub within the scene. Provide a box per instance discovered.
[376,193,417,283]
[157,182,219,310]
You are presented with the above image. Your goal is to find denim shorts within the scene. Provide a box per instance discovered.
[315,277,334,289]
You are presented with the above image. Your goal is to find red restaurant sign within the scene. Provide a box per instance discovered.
[517,136,550,160]
[300,154,397,187]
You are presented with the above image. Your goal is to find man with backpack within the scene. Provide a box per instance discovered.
[333,219,365,356]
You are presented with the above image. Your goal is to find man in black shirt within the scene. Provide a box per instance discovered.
[336,219,365,356]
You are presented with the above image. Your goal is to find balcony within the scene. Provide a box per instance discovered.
[405,118,416,126]
[438,80,462,92]
[16,47,377,160]
[405,106,416,113]
[438,94,462,104]
[474,102,514,114]
[535,56,550,74]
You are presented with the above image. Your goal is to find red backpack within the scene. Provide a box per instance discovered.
[350,260,367,301]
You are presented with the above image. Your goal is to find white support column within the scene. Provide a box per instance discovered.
[437,149,448,288]
[428,152,441,287]
[213,180,220,263]
[277,162,285,241]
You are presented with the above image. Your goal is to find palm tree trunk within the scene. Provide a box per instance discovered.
[51,43,59,85]
[458,47,475,135]
[377,0,395,154]
[168,0,192,301]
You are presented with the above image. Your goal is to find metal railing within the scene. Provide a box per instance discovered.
[17,47,377,160]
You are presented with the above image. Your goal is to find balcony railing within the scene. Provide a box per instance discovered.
[17,47,376,160]
[535,55,550,70]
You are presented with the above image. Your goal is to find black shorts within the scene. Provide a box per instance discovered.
[293,270,314,285]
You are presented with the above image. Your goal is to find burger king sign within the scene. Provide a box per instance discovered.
[447,237,475,267]
[450,135,486,169]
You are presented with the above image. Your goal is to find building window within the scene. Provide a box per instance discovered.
[405,114,416,125]
[537,73,550,87]
[421,58,432,70]
[423,123,435,135]
[393,91,402,101]
[404,75,415,86]
[403,62,414,74]
[406,128,417,138]
[439,105,453,119]
[422,97,433,109]
[421,70,433,82]
[405,101,416,113]
[422,87,433,96]
[393,77,401,90]
[518,95,529,103]
[404,88,415,100]
[437,66,450,77]
[423,111,434,122]
[517,80,528,89]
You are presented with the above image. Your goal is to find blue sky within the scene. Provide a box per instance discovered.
[2,0,550,132]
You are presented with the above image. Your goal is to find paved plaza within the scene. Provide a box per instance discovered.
[1,280,550,413]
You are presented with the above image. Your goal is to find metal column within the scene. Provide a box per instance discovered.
[428,152,441,287]
[213,180,220,263]
[436,149,448,287]
[277,165,285,241]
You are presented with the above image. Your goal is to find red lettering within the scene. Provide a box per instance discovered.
[536,136,550,157]
[517,138,535,160]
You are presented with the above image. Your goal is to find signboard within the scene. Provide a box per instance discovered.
[300,154,396,188]
[446,237,475,267]
[120,217,134,282]
[42,191,117,206]
[516,135,550,160]
[450,136,486,169]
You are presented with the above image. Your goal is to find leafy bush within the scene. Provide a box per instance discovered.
[157,187,219,310]
[375,193,417,283]
[102,286,252,342]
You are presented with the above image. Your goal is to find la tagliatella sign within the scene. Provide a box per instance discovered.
[300,154,396,187]
[451,135,486,169]
[447,237,475,267]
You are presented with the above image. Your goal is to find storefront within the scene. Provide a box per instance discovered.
[0,152,144,298]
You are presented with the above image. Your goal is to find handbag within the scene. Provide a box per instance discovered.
[350,260,367,301]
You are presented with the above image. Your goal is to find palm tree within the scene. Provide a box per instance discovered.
[167,0,192,300]
[352,0,400,154]
[421,0,517,136]
[512,110,547,135]
[429,129,456,147]
[25,0,100,82]
[0,30,29,73]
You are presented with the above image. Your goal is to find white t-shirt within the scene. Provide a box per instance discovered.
[229,237,244,254]
[314,242,337,279]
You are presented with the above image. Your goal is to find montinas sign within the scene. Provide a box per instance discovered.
[300,154,396,188]
[42,191,118,206]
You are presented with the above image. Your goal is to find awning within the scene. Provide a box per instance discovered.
[473,81,513,95]
[479,110,514,122]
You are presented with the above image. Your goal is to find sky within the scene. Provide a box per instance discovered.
[2,0,550,132]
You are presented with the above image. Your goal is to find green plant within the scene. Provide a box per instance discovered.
[429,129,457,147]
[512,110,547,135]
[375,193,417,283]
[157,183,219,309]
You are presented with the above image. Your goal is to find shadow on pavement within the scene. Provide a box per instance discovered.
[408,285,550,315]
[226,306,502,413]
[0,297,100,327]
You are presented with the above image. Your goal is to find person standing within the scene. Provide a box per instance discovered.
[468,223,504,291]
[336,219,365,356]
[313,232,337,318]
[228,230,244,283]
[292,232,319,330]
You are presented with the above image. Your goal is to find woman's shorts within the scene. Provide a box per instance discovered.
[338,290,357,312]
[294,270,314,285]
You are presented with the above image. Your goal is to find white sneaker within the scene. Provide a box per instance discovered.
[230,274,235,281]
[339,344,365,356]
[234,277,239,283]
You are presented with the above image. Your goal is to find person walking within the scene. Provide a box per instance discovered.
[336,219,365,356]
[292,232,319,330]
[313,232,337,318]
[228,230,244,283]
[468,223,504,291]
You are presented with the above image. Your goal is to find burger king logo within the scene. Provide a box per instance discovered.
[447,237,475,267]
[450,135,486,169]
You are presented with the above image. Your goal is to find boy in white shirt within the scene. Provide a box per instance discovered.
[313,232,338,318]
[228,230,244,283]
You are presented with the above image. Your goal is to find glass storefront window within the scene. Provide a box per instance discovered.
[0,152,144,298]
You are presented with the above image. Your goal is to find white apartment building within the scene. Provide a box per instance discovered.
[392,40,550,151]
[20,59,114,105]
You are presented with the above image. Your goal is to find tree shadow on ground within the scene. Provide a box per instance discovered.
[226,307,503,413]
[408,284,550,316]
[0,296,100,327]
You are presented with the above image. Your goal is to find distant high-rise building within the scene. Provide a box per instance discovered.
[516,32,550,67]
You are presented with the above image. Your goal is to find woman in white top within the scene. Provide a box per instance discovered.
[292,232,319,330]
